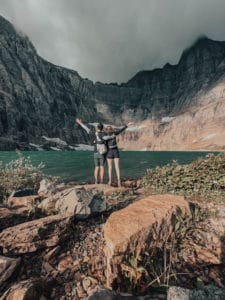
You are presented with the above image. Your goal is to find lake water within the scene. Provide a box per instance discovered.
[0,151,217,183]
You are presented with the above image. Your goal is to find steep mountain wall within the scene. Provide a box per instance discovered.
[0,15,225,150]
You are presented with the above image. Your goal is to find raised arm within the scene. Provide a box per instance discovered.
[75,118,91,134]
[114,122,134,135]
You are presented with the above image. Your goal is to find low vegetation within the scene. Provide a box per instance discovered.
[0,153,45,201]
[141,153,225,202]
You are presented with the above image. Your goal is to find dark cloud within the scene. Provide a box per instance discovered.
[1,0,225,83]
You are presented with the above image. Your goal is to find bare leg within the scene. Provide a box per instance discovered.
[107,159,113,185]
[100,166,104,184]
[94,166,99,184]
[114,158,121,187]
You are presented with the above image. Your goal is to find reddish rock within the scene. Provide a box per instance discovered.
[122,180,137,188]
[82,184,129,196]
[180,214,225,267]
[0,256,21,283]
[0,278,50,300]
[0,214,73,254]
[7,195,40,210]
[103,194,190,286]
[82,276,98,293]
[44,245,61,262]
[57,256,80,272]
[0,208,27,231]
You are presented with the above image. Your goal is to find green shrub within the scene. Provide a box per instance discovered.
[141,153,225,201]
[0,154,45,201]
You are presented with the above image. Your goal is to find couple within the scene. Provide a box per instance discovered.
[76,118,133,187]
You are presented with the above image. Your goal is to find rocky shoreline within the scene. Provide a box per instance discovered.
[0,170,225,300]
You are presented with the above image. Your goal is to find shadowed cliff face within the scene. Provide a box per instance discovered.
[0,15,225,150]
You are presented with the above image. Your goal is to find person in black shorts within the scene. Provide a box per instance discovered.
[76,118,115,184]
[106,122,133,187]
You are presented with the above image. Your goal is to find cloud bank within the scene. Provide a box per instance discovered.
[1,0,225,83]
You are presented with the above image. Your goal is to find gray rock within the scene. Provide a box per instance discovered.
[167,285,225,300]
[38,179,56,198]
[39,187,107,218]
[87,286,137,300]
[167,286,190,300]
[55,187,106,218]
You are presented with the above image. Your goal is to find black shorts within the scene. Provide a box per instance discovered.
[106,148,120,159]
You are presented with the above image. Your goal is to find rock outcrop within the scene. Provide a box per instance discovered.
[1,180,225,299]
[0,15,225,150]
[103,194,190,286]
[0,213,73,254]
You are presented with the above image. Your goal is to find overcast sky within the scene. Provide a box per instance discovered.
[1,0,225,83]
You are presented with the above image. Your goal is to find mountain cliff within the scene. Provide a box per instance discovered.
[0,15,225,150]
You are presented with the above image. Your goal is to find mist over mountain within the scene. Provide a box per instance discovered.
[0,15,225,150]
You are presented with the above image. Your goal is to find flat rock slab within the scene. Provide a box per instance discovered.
[0,213,73,254]
[104,194,190,286]
[0,256,21,284]
[81,184,129,196]
[0,278,50,300]
[0,208,27,232]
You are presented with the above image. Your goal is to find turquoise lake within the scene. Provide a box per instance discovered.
[0,151,218,184]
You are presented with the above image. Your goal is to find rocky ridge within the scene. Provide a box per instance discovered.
[1,172,225,299]
[0,16,225,150]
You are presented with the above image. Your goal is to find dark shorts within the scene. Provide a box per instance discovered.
[94,152,106,167]
[106,148,120,159]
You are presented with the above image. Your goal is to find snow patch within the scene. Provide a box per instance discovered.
[29,143,43,151]
[50,147,62,151]
[202,133,218,141]
[161,117,175,123]
[42,136,67,146]
[125,125,146,132]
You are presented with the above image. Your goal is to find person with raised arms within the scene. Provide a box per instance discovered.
[76,118,114,184]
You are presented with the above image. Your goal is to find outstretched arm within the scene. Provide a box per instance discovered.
[114,122,134,135]
[75,118,91,134]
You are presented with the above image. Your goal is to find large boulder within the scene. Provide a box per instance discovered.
[0,278,50,300]
[39,187,106,218]
[0,256,21,284]
[0,213,73,254]
[103,194,190,286]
